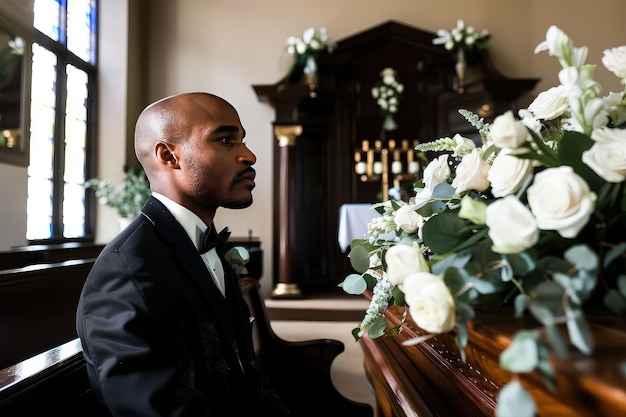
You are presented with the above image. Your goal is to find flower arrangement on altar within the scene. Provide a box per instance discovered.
[432,19,490,53]
[277,26,336,92]
[371,67,404,131]
[340,25,626,417]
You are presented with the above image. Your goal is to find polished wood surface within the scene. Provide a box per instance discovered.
[361,303,626,417]
[0,259,95,369]
[0,243,104,270]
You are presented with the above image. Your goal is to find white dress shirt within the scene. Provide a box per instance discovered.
[152,192,226,296]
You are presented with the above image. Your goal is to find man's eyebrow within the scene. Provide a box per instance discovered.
[212,125,246,138]
[213,125,239,134]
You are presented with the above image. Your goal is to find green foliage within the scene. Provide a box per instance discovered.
[86,168,151,218]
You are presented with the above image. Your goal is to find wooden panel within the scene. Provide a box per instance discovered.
[0,259,94,368]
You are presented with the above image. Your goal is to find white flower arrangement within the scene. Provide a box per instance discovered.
[371,67,404,131]
[432,19,490,52]
[278,26,336,91]
[341,25,626,417]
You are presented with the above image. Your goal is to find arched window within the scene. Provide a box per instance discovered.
[27,0,97,242]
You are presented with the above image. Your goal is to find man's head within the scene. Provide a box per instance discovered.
[134,92,256,225]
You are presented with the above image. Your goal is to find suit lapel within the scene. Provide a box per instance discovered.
[141,197,236,340]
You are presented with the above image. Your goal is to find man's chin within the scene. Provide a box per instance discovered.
[223,197,253,209]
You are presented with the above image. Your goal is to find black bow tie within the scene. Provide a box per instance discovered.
[199,226,231,255]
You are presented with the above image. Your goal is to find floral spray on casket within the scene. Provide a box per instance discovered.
[340,25,626,417]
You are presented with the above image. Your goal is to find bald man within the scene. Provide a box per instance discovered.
[76,93,288,416]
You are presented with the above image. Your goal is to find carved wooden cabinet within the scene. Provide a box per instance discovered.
[253,20,538,297]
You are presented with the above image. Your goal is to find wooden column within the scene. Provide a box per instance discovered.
[272,124,303,298]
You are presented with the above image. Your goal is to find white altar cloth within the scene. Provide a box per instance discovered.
[337,203,379,252]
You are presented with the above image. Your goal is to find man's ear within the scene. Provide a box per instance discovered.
[155,142,179,167]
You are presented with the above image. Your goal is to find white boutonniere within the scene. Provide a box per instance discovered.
[225,246,250,279]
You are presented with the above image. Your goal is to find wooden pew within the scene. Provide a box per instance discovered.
[0,274,373,416]
[0,259,96,369]
[0,243,104,270]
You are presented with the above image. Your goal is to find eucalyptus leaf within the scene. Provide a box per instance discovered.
[431,249,472,275]
[455,301,475,321]
[528,303,556,326]
[367,315,389,339]
[566,310,594,355]
[535,357,557,392]
[432,182,456,199]
[454,330,467,363]
[431,199,447,213]
[514,294,530,317]
[504,252,537,278]
[340,273,368,295]
[443,266,470,294]
[499,331,539,373]
[605,243,626,269]
[349,246,371,274]
[456,318,469,351]
[618,275,626,297]
[544,324,568,359]
[422,210,472,255]
[495,381,536,417]
[392,285,405,306]
[564,244,597,271]
[604,289,626,315]
[559,131,604,192]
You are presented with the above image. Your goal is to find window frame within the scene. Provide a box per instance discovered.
[27,1,98,245]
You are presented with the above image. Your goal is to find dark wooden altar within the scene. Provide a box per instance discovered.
[360,303,626,417]
[253,20,538,297]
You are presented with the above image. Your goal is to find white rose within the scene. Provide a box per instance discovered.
[394,204,423,234]
[582,141,626,182]
[591,125,626,143]
[602,46,626,82]
[489,110,529,149]
[451,148,491,193]
[451,133,476,157]
[422,154,451,190]
[403,272,456,334]
[526,86,569,121]
[488,148,534,197]
[485,195,539,254]
[385,244,429,286]
[527,166,596,238]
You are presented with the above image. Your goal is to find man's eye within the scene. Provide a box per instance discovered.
[217,137,233,145]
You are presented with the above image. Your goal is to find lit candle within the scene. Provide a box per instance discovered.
[355,161,367,175]
[391,161,402,174]
[373,161,383,175]
[409,161,420,174]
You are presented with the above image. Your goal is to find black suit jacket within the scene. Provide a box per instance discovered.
[76,197,287,416]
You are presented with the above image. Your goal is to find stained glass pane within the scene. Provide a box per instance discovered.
[33,0,62,42]
[26,177,53,240]
[27,44,57,239]
[67,0,96,63]
[63,64,87,237]
[63,182,85,237]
